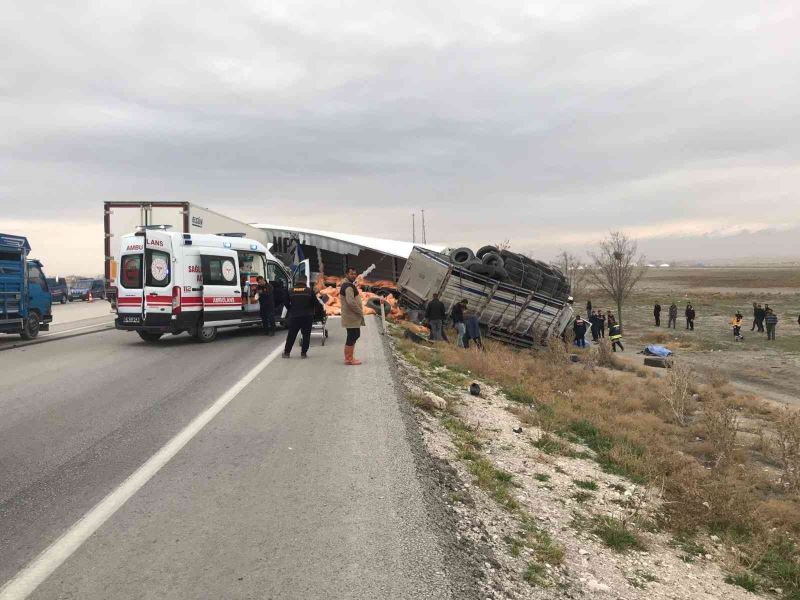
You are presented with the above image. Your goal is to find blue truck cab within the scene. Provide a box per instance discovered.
[0,233,53,339]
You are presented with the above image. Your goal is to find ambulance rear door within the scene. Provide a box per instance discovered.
[116,236,145,327]
[200,250,242,326]
[143,230,174,328]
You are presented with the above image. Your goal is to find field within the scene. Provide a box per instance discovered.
[583,267,800,406]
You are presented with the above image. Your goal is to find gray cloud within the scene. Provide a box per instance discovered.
[2,0,799,272]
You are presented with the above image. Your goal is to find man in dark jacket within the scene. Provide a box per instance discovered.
[425,292,447,341]
[653,303,662,327]
[282,281,318,358]
[598,310,606,338]
[573,315,587,348]
[256,276,276,336]
[751,302,759,332]
[765,309,778,340]
[668,303,678,329]
[589,311,599,342]
[685,303,695,330]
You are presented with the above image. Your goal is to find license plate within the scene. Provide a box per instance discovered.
[121,315,142,325]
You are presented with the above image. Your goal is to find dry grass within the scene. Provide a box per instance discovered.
[660,363,694,426]
[395,335,800,598]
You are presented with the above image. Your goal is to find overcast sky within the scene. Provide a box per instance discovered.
[2,1,799,274]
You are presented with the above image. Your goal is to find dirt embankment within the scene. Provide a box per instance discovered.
[390,330,800,600]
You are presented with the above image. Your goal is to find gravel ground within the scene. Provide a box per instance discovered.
[390,336,764,600]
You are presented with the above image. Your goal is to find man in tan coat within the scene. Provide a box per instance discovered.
[340,267,365,365]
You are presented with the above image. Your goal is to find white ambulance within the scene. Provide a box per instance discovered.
[114,228,306,343]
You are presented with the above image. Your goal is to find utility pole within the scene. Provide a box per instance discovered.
[412,213,416,243]
[421,209,427,244]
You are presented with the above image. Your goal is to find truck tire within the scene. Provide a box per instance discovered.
[481,252,504,268]
[60,295,67,304]
[476,245,499,259]
[194,325,218,343]
[449,247,475,265]
[493,265,509,281]
[20,312,41,340]
[468,262,495,277]
[137,331,163,343]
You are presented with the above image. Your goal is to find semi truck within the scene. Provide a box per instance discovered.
[104,202,269,303]
[0,233,53,339]
[397,246,574,348]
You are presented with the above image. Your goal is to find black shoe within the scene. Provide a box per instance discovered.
[301,353,308,359]
[282,352,290,359]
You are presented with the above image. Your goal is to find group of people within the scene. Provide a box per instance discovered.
[256,266,366,365]
[572,300,624,351]
[746,302,781,341]
[424,293,483,349]
[653,302,695,330]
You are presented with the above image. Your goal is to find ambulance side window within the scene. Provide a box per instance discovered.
[120,254,143,289]
[145,249,171,287]
[201,255,238,286]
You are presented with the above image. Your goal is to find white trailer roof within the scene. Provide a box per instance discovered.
[251,223,446,259]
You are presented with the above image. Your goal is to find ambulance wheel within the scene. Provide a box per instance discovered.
[194,326,218,343]
[20,312,41,340]
[137,331,163,343]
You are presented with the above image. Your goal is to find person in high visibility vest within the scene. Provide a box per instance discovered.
[609,323,624,352]
[730,312,744,341]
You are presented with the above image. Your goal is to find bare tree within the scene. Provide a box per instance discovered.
[554,251,587,300]
[589,232,646,328]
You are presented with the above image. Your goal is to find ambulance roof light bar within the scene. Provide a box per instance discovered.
[134,224,173,232]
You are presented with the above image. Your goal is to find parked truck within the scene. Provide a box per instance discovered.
[397,246,573,347]
[0,233,53,339]
[104,201,269,303]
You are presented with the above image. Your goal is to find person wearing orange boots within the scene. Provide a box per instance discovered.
[340,267,365,365]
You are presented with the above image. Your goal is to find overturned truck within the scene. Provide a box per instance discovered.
[397,246,574,348]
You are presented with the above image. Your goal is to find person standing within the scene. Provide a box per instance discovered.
[451,299,466,348]
[685,303,694,330]
[340,267,365,365]
[668,303,678,329]
[609,322,624,352]
[586,300,592,314]
[425,292,447,341]
[256,276,276,336]
[751,302,759,332]
[757,304,766,332]
[282,279,317,358]
[653,303,662,327]
[589,311,599,342]
[463,308,483,350]
[573,315,587,348]
[765,308,778,340]
[730,312,744,341]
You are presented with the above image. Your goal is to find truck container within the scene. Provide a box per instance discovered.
[104,202,269,301]
[397,246,573,347]
[0,233,53,339]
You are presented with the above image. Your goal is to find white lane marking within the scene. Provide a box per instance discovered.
[41,323,114,337]
[0,343,285,600]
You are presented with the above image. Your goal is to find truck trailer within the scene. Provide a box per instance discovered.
[104,202,269,301]
[397,246,574,347]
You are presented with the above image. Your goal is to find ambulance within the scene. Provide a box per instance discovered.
[114,227,305,343]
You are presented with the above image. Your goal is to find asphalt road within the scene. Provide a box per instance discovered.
[0,320,455,599]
